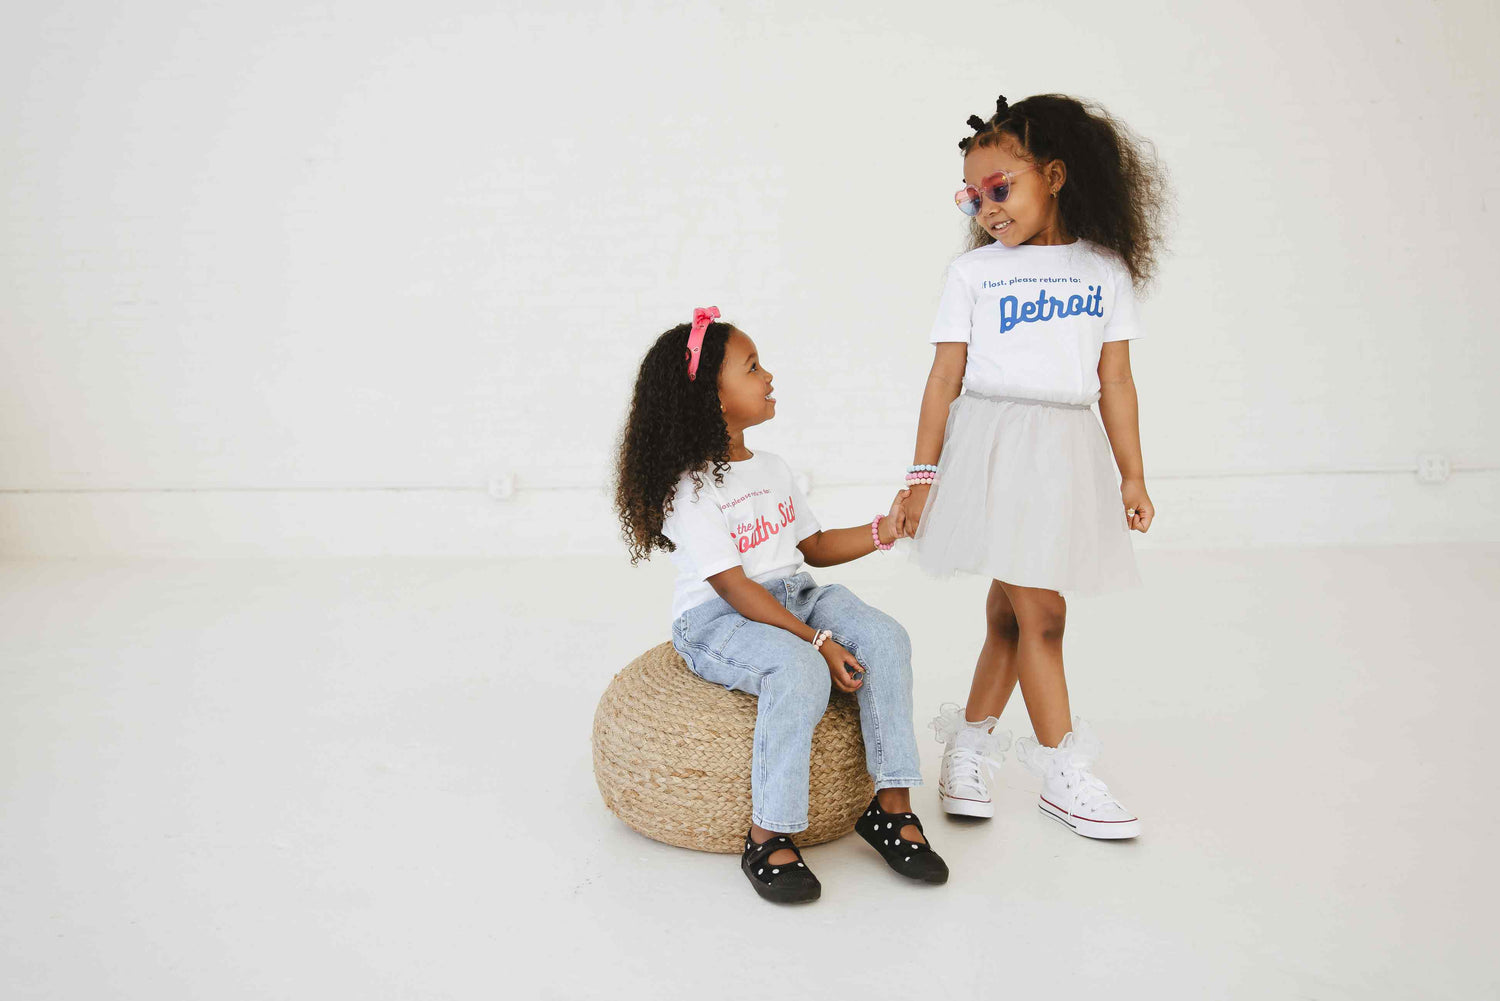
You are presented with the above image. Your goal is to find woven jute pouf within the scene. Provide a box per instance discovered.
[592,641,873,853]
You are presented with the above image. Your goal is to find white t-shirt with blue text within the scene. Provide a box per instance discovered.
[660,450,821,623]
[928,239,1144,405]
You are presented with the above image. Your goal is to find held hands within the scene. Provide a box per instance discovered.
[897,483,930,539]
[1122,478,1155,533]
[819,637,864,693]
[879,488,911,545]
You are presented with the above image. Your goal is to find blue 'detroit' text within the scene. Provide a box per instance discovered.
[998,285,1104,333]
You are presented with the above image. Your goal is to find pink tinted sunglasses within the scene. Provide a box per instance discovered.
[954,165,1039,216]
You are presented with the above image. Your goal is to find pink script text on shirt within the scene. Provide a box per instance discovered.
[730,497,797,553]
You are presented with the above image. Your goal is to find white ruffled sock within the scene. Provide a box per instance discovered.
[952,714,1000,752]
[929,702,1012,758]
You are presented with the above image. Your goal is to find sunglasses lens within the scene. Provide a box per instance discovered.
[985,179,1010,203]
[955,186,981,216]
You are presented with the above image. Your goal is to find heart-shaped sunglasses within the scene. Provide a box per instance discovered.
[954,165,1039,217]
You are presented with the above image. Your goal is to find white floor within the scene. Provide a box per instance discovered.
[1,545,1496,999]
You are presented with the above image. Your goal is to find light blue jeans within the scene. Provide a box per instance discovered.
[670,571,923,833]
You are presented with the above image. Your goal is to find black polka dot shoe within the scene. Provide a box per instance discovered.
[855,796,949,884]
[740,830,821,904]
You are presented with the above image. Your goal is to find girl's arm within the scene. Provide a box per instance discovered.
[900,342,968,534]
[797,488,908,568]
[705,567,865,692]
[1097,340,1154,532]
[708,566,821,642]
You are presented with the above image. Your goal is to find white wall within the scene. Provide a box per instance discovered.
[2,0,1497,557]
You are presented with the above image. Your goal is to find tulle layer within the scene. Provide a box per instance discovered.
[911,393,1141,595]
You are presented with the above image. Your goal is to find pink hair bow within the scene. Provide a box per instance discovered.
[684,306,720,381]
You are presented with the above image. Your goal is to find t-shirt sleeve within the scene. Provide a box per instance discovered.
[661,479,742,581]
[787,463,822,543]
[1102,262,1144,342]
[928,263,976,344]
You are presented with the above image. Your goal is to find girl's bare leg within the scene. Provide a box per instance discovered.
[999,582,1072,747]
[964,580,1022,723]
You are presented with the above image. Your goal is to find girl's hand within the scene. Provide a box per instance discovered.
[819,638,864,693]
[880,489,911,545]
[1122,478,1154,533]
[899,483,930,537]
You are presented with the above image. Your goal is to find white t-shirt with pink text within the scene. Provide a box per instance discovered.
[660,450,822,622]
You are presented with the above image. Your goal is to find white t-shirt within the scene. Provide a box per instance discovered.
[928,239,1144,405]
[660,450,822,622]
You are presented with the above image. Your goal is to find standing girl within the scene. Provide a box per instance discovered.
[902,94,1169,839]
[615,308,948,902]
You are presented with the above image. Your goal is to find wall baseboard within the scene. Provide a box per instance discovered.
[1,470,1497,558]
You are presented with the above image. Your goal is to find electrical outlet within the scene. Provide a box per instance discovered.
[488,473,517,500]
[1416,453,1450,485]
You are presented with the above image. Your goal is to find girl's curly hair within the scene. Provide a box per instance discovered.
[959,93,1170,292]
[614,320,736,564]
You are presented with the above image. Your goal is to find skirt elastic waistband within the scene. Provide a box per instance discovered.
[962,391,1095,411]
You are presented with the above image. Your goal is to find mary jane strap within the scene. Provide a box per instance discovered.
[740,829,821,903]
[741,833,810,883]
[856,796,949,884]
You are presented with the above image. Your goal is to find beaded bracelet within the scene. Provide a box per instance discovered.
[811,628,832,650]
[871,514,894,551]
[907,464,938,486]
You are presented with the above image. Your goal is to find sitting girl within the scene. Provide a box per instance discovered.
[614,307,947,904]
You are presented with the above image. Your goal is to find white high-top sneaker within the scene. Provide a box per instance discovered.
[929,702,1012,818]
[1015,717,1140,839]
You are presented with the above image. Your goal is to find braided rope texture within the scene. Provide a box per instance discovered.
[591,642,874,853]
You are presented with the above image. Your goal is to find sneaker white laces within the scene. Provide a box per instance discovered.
[946,747,987,793]
[1055,756,1119,813]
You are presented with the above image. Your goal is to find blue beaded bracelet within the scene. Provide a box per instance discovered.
[907,464,938,473]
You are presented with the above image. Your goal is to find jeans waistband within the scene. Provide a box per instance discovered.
[962,391,1095,411]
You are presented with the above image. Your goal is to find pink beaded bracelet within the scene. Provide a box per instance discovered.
[811,628,832,649]
[871,514,894,551]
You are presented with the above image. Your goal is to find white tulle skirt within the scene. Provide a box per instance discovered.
[911,391,1141,595]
